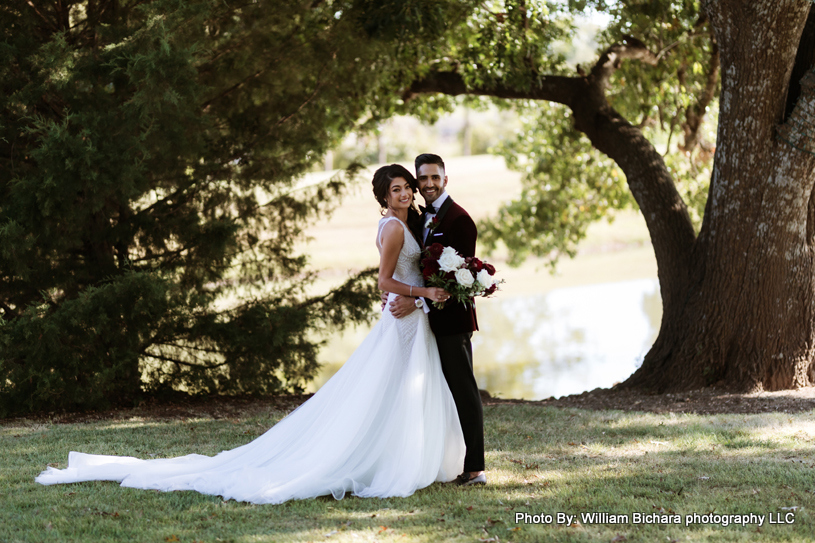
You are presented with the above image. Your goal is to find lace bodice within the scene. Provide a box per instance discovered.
[377,217,423,288]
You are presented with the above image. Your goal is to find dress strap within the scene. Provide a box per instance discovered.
[377,217,406,247]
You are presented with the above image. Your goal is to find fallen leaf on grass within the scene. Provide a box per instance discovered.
[467,506,474,511]
[508,458,540,470]
[378,526,389,533]
[92,510,120,517]
[165,536,179,543]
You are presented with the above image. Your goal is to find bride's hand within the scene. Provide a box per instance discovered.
[426,288,451,303]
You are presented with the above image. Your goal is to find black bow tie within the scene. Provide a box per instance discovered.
[420,205,437,214]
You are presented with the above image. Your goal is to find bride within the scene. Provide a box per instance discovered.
[35,164,465,504]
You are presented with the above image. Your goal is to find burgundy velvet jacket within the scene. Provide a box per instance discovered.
[416,196,479,337]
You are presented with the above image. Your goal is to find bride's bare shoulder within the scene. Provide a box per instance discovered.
[377,218,405,247]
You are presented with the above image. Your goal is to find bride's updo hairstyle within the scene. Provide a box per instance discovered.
[371,163,422,231]
[372,164,416,208]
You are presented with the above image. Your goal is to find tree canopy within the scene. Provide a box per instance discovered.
[0,0,459,415]
[402,0,719,266]
[407,0,815,392]
[4,0,815,413]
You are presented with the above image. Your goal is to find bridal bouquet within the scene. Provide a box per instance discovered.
[421,243,503,308]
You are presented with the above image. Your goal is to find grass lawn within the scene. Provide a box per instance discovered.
[3,404,815,542]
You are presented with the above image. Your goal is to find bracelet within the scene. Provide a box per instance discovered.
[410,286,413,297]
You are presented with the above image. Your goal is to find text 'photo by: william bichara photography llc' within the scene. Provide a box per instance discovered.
[515,511,798,528]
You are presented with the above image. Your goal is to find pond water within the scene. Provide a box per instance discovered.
[309,278,662,400]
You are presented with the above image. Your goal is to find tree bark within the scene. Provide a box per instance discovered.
[409,0,815,392]
[624,0,815,392]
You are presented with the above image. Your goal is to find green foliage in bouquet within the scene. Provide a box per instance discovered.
[0,0,461,416]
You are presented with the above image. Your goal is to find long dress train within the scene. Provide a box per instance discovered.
[35,217,465,504]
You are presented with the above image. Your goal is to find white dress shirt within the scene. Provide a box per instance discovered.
[422,190,450,243]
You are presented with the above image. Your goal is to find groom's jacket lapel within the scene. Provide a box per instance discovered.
[427,197,476,256]
[434,196,454,224]
[424,196,455,246]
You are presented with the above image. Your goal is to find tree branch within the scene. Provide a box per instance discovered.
[201,69,264,110]
[142,351,230,369]
[406,37,697,304]
[681,38,720,152]
[405,71,580,107]
[407,37,660,107]
[25,1,59,33]
[590,36,659,89]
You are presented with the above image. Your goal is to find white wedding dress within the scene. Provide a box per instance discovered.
[35,217,465,504]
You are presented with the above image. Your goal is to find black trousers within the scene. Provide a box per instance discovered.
[436,332,485,472]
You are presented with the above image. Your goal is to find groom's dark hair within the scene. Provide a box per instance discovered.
[415,153,445,173]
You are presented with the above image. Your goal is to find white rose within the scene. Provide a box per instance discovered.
[438,247,465,272]
[475,269,494,289]
[455,268,475,288]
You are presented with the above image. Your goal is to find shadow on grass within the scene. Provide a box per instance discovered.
[2,405,815,542]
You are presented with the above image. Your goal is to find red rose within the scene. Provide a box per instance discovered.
[484,284,498,296]
[484,263,496,275]
[426,243,444,260]
[445,271,456,281]
[422,266,435,280]
[470,258,484,272]
[421,257,439,273]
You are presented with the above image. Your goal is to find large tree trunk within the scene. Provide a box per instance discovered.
[625,0,815,392]
[409,0,815,392]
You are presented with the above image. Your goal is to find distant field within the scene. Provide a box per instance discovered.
[301,154,657,298]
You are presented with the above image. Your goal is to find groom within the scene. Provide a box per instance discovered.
[389,153,486,486]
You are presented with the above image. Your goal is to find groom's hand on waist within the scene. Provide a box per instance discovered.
[389,295,417,319]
